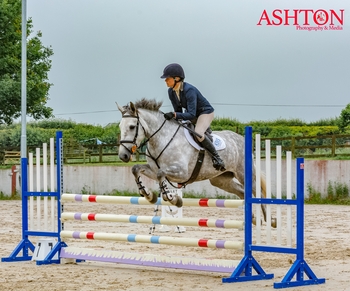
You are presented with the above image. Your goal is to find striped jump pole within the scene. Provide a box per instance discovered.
[61,213,244,229]
[60,231,244,250]
[61,193,244,208]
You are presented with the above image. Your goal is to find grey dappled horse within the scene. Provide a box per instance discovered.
[117,98,276,227]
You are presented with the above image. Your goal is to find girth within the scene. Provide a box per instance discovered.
[176,149,205,188]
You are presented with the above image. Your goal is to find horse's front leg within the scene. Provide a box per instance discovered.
[157,170,183,208]
[132,164,158,204]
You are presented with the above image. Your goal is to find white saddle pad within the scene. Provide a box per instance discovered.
[184,128,226,151]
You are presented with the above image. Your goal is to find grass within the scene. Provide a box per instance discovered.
[306,181,350,205]
[0,191,20,200]
[0,165,15,169]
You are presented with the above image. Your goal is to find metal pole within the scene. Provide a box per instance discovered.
[21,0,27,158]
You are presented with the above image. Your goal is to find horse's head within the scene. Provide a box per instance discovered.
[117,101,146,162]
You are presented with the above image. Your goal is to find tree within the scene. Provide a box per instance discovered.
[338,103,350,132]
[0,0,54,125]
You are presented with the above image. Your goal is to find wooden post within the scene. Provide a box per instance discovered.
[291,137,295,159]
[99,145,103,163]
[11,165,17,198]
[332,135,336,157]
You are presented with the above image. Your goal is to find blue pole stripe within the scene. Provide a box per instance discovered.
[127,234,137,242]
[151,217,162,224]
[129,216,138,223]
[130,197,140,205]
[150,236,160,244]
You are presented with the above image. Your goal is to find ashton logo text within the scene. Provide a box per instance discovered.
[257,9,344,30]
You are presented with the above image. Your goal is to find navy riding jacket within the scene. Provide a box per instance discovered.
[168,82,214,121]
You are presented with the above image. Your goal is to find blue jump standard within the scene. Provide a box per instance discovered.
[1,132,64,265]
[222,126,325,289]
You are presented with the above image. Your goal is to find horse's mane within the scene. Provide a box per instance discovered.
[134,98,163,111]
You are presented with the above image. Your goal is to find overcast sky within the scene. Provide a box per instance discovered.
[27,0,350,126]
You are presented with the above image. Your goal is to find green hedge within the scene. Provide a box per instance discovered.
[0,119,120,148]
[0,117,347,149]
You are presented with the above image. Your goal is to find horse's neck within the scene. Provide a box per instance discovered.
[139,110,183,147]
[139,110,161,137]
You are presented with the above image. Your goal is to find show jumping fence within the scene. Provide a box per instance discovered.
[1,128,325,289]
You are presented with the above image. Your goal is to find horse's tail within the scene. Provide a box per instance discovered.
[260,172,267,199]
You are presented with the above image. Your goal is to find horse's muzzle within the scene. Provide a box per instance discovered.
[118,153,131,162]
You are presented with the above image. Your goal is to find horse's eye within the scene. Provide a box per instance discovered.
[129,125,135,130]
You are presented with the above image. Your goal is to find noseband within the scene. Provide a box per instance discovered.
[119,113,145,155]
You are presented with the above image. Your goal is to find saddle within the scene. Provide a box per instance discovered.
[183,121,213,143]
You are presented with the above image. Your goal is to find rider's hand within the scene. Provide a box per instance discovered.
[164,112,174,120]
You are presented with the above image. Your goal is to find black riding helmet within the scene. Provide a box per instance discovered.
[160,63,185,80]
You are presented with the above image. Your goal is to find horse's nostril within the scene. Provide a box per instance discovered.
[118,154,127,162]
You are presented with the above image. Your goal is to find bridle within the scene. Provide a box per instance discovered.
[119,111,169,157]
[119,112,145,155]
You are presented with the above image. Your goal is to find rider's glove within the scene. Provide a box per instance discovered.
[164,112,174,120]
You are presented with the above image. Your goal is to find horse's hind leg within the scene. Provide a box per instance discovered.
[157,170,183,208]
[209,173,262,225]
[209,172,245,199]
[132,164,158,204]
[256,173,277,228]
[209,172,277,228]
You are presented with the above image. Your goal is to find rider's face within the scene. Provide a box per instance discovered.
[165,77,175,88]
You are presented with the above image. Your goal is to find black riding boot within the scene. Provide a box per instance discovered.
[200,136,226,171]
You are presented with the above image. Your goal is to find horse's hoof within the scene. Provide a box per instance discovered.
[175,197,183,208]
[149,193,158,204]
[271,218,277,228]
[252,216,256,226]
[144,193,157,204]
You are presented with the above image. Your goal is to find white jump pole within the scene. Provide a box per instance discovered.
[50,138,55,232]
[276,145,282,245]
[29,153,34,230]
[36,148,41,229]
[43,143,48,230]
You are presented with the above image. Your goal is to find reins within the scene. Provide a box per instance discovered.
[143,124,181,169]
[119,111,180,167]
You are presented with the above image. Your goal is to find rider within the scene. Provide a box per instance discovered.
[161,63,225,171]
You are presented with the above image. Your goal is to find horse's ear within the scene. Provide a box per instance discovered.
[129,102,137,115]
[116,102,127,115]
